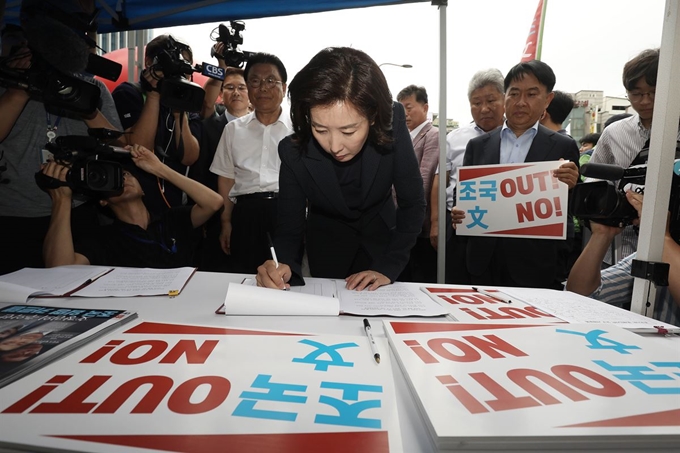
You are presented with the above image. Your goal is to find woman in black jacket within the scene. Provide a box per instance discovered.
[256,47,425,291]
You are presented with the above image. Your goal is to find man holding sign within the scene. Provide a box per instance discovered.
[451,60,579,290]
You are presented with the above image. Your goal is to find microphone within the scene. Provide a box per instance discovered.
[23,16,90,74]
[197,63,225,81]
[580,163,625,181]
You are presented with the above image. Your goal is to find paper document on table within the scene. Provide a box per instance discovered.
[337,282,448,317]
[241,277,337,298]
[222,282,339,316]
[502,287,680,333]
[0,265,112,303]
[72,267,196,297]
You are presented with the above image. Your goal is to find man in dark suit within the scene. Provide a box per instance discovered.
[397,85,440,282]
[451,60,580,289]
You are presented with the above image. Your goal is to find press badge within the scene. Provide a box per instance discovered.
[41,148,54,164]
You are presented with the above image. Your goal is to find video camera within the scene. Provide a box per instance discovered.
[147,35,225,112]
[0,51,102,117]
[570,142,680,243]
[0,4,122,118]
[211,21,253,69]
[34,130,130,199]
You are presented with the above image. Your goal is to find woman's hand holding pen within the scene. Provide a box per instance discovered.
[345,270,389,291]
[256,260,292,290]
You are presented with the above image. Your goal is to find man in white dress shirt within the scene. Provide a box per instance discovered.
[209,53,293,273]
[430,69,505,282]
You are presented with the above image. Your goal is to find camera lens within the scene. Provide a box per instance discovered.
[86,162,109,190]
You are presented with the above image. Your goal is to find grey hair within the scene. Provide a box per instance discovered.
[467,68,505,99]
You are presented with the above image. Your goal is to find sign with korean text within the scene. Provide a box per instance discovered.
[456,161,567,239]
[384,321,680,451]
[0,321,402,453]
[422,286,566,323]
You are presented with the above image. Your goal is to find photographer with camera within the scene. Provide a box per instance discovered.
[112,34,201,217]
[566,191,680,326]
[0,1,122,276]
[588,49,680,265]
[200,43,250,121]
[41,144,223,268]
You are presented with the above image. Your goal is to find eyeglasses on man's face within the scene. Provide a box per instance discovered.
[626,90,656,102]
[247,77,283,89]
[223,84,247,92]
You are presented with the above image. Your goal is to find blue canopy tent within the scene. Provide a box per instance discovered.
[2,0,427,32]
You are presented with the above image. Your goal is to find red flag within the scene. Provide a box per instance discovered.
[521,0,545,62]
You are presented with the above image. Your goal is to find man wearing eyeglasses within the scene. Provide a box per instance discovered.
[589,49,661,169]
[588,48,679,265]
[209,52,293,274]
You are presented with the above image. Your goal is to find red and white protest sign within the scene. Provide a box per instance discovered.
[384,320,680,451]
[0,321,402,453]
[456,161,567,239]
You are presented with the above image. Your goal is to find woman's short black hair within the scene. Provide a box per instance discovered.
[288,47,393,148]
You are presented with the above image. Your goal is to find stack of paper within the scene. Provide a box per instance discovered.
[501,287,680,333]
[218,279,448,317]
[0,266,196,303]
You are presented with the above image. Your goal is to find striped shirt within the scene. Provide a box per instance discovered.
[591,252,680,327]
[589,114,649,167]
[589,115,648,262]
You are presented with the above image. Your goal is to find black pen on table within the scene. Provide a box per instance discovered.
[472,286,512,304]
[363,318,381,364]
[266,232,288,291]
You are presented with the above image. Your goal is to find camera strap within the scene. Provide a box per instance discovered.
[45,112,62,143]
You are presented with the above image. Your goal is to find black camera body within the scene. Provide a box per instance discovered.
[571,144,680,243]
[35,133,129,199]
[0,51,101,117]
[213,21,253,69]
[148,36,205,113]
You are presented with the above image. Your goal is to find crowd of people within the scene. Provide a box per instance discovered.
[0,1,678,326]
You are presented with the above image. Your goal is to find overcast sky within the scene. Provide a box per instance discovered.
[157,0,666,124]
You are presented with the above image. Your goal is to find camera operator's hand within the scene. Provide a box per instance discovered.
[626,190,644,226]
[553,159,579,189]
[588,219,624,240]
[142,67,164,91]
[40,161,72,201]
[0,44,33,102]
[128,144,164,176]
[6,45,32,70]
[212,43,228,70]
